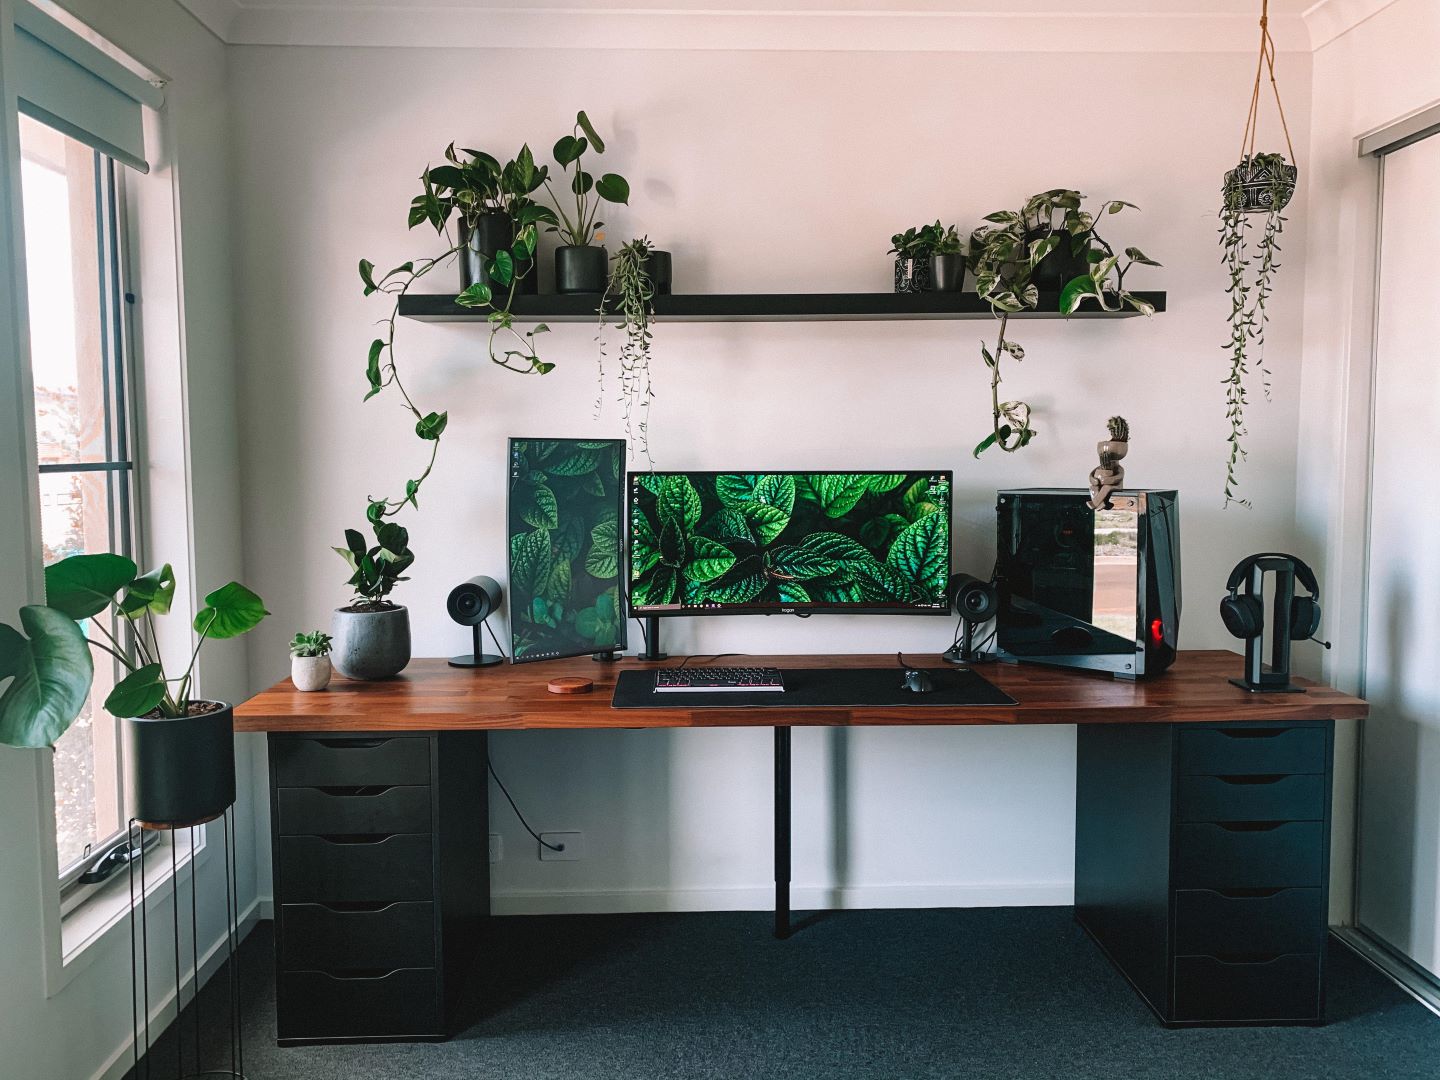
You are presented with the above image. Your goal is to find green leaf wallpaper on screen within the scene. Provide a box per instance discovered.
[507,439,627,661]
[628,472,952,613]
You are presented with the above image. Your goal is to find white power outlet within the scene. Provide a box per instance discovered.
[488,833,502,864]
[539,831,583,862]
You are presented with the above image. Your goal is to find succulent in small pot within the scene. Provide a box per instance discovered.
[0,553,266,827]
[541,111,630,294]
[332,521,415,680]
[289,630,333,692]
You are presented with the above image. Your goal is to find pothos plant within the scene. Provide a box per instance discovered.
[541,111,630,247]
[597,236,658,463]
[1218,151,1291,507]
[358,143,555,527]
[0,554,267,748]
[334,521,415,611]
[967,191,1159,457]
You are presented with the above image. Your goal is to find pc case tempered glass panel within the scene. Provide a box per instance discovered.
[506,438,628,662]
[626,471,953,615]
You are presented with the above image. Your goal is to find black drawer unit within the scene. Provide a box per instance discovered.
[267,731,488,1044]
[1076,719,1334,1027]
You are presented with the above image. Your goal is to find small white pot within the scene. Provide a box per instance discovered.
[291,654,332,692]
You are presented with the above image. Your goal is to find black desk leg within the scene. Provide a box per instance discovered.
[774,726,792,940]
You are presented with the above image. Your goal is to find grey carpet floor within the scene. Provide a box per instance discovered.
[126,908,1439,1080]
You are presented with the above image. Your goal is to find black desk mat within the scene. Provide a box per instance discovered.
[612,666,1017,709]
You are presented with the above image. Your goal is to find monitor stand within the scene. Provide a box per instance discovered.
[638,615,668,661]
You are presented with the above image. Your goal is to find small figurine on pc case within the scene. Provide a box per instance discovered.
[1087,415,1130,510]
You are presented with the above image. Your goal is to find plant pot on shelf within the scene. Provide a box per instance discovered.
[1223,155,1298,214]
[893,255,930,293]
[125,704,237,828]
[460,213,536,295]
[641,249,673,295]
[555,245,608,294]
[1028,228,1092,293]
[291,654,332,692]
[928,254,964,293]
[332,604,411,680]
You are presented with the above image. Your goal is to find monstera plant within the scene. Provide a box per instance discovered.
[629,474,947,608]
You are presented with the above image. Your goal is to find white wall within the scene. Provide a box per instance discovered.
[0,2,257,1078]
[1298,0,1440,959]
[230,43,1313,912]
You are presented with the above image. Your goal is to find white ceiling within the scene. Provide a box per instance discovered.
[174,0,1395,52]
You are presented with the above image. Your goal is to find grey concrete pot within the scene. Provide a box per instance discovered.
[331,605,411,680]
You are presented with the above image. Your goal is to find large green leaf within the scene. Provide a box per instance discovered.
[517,481,559,530]
[775,582,811,604]
[118,563,175,620]
[812,474,871,519]
[548,448,601,476]
[585,520,620,579]
[865,474,906,494]
[195,582,269,640]
[798,531,875,572]
[702,508,753,544]
[859,513,908,552]
[886,513,948,593]
[702,571,767,605]
[104,662,166,719]
[753,474,796,517]
[744,503,790,545]
[686,538,737,583]
[716,473,761,510]
[45,553,137,620]
[634,566,679,607]
[595,173,629,205]
[543,558,572,603]
[0,606,93,748]
[509,529,553,596]
[767,544,841,582]
[658,518,686,567]
[657,475,702,533]
[575,111,605,153]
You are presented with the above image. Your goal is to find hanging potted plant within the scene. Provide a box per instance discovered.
[289,630,333,692]
[0,554,266,827]
[598,236,659,462]
[331,522,415,680]
[1217,1,1298,507]
[542,111,631,294]
[968,192,1158,457]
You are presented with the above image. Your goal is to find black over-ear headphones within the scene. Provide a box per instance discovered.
[1219,552,1322,641]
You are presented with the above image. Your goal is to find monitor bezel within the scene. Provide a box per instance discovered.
[625,469,954,618]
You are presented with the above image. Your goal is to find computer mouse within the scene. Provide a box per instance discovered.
[901,669,935,694]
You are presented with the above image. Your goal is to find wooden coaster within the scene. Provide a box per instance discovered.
[547,676,594,695]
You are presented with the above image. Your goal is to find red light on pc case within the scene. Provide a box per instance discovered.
[1151,618,1164,643]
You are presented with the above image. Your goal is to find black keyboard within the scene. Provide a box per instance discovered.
[653,667,786,693]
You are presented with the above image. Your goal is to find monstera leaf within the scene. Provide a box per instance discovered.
[118,564,176,620]
[44,553,137,620]
[0,606,93,748]
[195,582,269,640]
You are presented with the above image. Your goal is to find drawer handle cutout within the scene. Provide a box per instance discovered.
[1213,888,1286,899]
[316,785,394,797]
[316,968,403,981]
[1217,775,1285,786]
[315,901,398,913]
[318,833,393,845]
[315,738,391,749]
[1217,729,1286,740]
[1215,821,1285,832]
[1209,952,1285,966]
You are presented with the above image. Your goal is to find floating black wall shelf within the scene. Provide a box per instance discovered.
[398,291,1167,324]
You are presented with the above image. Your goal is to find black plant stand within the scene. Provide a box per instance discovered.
[127,806,246,1079]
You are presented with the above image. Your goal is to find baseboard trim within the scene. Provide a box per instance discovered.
[1332,926,1440,1018]
[490,882,1072,916]
[90,895,264,1080]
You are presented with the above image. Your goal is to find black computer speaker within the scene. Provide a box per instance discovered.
[447,576,502,626]
[948,572,999,625]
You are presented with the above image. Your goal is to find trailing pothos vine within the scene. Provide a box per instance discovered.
[597,236,657,465]
[357,143,555,528]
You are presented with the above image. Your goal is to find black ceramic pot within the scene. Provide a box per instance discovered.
[125,704,237,827]
[1028,228,1092,293]
[460,213,536,295]
[894,256,930,293]
[556,245,608,294]
[1224,157,1298,214]
[928,253,964,293]
[641,250,673,295]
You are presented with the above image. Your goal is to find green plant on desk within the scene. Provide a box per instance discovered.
[334,521,415,611]
[289,630,333,657]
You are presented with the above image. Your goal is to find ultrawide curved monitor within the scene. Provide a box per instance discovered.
[626,470,952,616]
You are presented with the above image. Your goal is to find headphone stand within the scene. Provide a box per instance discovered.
[449,621,504,668]
[1227,559,1308,693]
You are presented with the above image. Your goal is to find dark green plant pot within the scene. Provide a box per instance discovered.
[928,253,964,292]
[125,705,236,827]
[1028,228,1092,293]
[641,250,673,295]
[556,245,608,294]
[332,604,411,680]
[460,213,536,296]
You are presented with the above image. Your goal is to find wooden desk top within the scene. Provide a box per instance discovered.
[234,651,1367,733]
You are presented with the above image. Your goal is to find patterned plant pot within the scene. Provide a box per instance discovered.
[1223,156,1298,214]
[894,256,930,293]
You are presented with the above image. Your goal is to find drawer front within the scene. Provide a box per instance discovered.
[1178,774,1326,823]
[1173,888,1325,956]
[1179,727,1326,776]
[277,834,433,902]
[1174,822,1324,889]
[278,968,442,1040]
[271,736,431,787]
[278,901,436,972]
[1173,953,1321,1023]
[277,785,431,836]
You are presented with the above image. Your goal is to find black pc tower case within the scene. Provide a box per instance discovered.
[995,488,1181,679]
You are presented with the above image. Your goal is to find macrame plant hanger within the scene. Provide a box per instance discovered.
[1240,0,1296,168]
